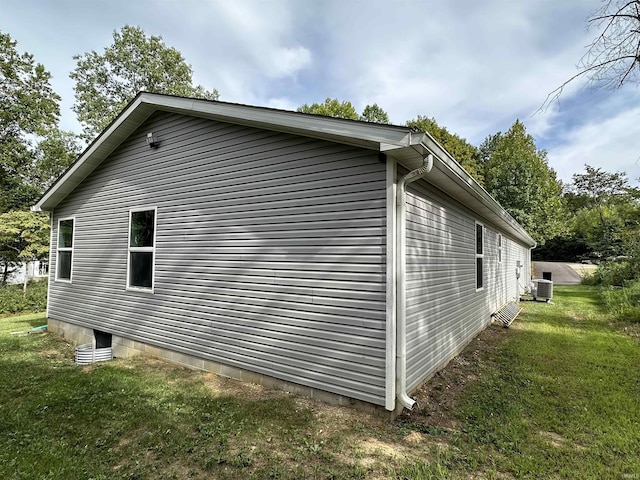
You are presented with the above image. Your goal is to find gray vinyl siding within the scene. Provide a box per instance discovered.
[485,230,531,313]
[404,181,530,391]
[48,111,388,405]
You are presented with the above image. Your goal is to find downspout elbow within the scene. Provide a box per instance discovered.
[397,154,433,195]
[414,153,433,176]
[398,391,416,410]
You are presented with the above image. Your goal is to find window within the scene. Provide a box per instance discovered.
[57,218,74,281]
[497,233,503,264]
[476,223,484,290]
[127,208,156,291]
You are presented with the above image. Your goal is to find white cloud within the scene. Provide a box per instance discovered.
[267,46,312,79]
[5,0,638,186]
[188,0,312,90]
[527,102,561,140]
[291,0,597,143]
[548,106,640,185]
[264,97,299,111]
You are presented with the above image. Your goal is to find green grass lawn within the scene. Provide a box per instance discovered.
[1,286,639,479]
[450,286,640,479]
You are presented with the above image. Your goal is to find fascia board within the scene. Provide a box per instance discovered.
[141,93,416,151]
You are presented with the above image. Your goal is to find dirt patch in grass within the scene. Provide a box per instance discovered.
[539,430,567,448]
[401,322,508,431]
[538,431,587,451]
[616,320,640,343]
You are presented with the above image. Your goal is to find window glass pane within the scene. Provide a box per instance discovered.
[476,257,483,289]
[59,219,74,248]
[58,251,72,280]
[130,252,153,288]
[130,210,155,247]
[476,224,483,255]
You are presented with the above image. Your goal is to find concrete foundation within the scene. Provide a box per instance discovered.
[47,317,385,415]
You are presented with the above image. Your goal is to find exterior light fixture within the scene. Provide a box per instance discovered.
[146,132,158,148]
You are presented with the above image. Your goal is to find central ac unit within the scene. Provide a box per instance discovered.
[533,279,553,302]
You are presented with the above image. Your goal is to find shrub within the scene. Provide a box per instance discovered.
[0,281,48,314]
[600,281,640,323]
[586,260,639,287]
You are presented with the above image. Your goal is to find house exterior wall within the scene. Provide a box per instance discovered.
[404,180,531,392]
[48,111,389,406]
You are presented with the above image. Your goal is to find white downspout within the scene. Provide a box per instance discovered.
[395,152,433,410]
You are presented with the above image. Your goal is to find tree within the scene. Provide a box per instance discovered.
[297,98,360,120]
[0,31,60,211]
[544,0,640,106]
[570,164,630,206]
[0,211,49,286]
[71,25,219,140]
[482,120,565,244]
[539,166,640,263]
[407,116,484,186]
[297,98,392,124]
[32,130,81,190]
[360,104,390,124]
[567,165,636,257]
[478,132,501,166]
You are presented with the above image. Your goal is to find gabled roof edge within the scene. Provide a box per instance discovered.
[33,93,154,212]
[33,92,420,212]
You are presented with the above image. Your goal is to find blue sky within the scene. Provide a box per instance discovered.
[2,0,640,185]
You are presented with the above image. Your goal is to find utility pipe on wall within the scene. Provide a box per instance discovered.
[395,153,433,410]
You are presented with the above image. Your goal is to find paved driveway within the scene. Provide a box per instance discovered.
[533,261,583,285]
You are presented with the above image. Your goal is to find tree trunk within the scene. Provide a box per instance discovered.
[1,263,8,286]
[23,261,30,296]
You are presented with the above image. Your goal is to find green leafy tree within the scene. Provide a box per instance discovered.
[0,31,60,211]
[478,132,501,166]
[570,165,630,207]
[538,167,640,263]
[482,120,564,244]
[407,116,484,186]
[71,25,219,140]
[32,130,81,190]
[567,165,637,258]
[298,98,392,124]
[297,98,360,120]
[0,211,49,286]
[360,103,390,124]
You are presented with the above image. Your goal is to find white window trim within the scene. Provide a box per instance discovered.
[498,233,503,265]
[56,217,75,283]
[475,222,484,291]
[126,206,157,293]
